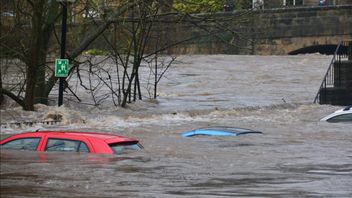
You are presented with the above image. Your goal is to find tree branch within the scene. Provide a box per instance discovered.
[44,1,139,97]
[0,88,26,108]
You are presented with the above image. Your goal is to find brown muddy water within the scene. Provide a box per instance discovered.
[1,55,351,197]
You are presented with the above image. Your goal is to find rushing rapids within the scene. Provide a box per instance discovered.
[1,55,351,197]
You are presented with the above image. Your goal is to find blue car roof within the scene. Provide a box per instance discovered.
[181,126,262,137]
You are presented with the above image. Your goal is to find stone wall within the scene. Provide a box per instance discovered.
[271,0,351,6]
[69,5,352,55]
[158,5,352,55]
[252,5,352,54]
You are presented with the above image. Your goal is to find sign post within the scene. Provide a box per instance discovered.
[56,0,75,106]
[57,0,68,106]
[55,0,75,106]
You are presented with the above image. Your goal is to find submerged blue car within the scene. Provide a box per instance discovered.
[181,126,262,137]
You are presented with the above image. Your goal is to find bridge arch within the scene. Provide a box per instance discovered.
[288,44,348,55]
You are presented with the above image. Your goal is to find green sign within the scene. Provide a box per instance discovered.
[55,59,69,77]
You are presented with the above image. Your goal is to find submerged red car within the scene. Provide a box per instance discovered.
[0,131,143,154]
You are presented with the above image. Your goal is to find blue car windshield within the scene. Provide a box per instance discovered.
[200,127,255,133]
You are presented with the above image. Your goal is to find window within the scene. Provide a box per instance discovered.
[45,138,89,153]
[327,113,352,123]
[1,138,40,151]
[78,142,89,152]
[109,141,142,154]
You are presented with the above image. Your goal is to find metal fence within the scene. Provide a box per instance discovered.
[313,41,351,104]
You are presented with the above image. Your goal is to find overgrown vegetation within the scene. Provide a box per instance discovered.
[83,49,110,56]
[173,0,225,13]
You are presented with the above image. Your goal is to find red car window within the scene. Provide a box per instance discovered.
[1,137,40,151]
[109,141,142,154]
[45,138,90,153]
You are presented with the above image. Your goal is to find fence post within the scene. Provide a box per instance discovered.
[348,41,352,61]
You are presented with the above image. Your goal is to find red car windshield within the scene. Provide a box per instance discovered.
[109,141,142,154]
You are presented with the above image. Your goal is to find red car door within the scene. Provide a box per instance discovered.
[39,133,95,153]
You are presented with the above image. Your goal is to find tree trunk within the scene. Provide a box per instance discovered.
[121,71,136,107]
[34,1,59,105]
[34,53,48,104]
[0,68,3,105]
[23,1,45,111]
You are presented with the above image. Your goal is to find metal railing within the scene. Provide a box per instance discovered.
[313,41,350,104]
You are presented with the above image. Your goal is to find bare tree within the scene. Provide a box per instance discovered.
[0,0,138,110]
[1,0,256,110]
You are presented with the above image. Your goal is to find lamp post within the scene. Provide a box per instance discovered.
[56,0,75,106]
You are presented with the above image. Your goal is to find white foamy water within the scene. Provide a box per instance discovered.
[1,55,351,197]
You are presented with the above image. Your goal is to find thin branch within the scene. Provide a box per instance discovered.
[0,88,25,108]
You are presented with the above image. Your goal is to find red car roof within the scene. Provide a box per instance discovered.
[61,131,138,144]
[1,130,141,155]
[2,131,138,143]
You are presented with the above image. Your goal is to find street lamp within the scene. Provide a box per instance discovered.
[56,0,75,106]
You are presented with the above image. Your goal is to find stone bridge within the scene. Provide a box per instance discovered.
[253,5,352,55]
[163,5,352,55]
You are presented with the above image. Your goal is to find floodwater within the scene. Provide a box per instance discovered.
[1,55,352,197]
